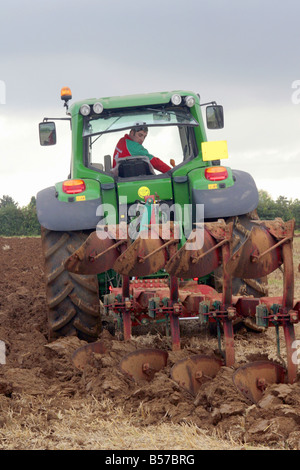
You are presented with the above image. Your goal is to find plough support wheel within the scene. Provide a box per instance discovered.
[171,355,223,396]
[233,361,286,403]
[71,341,109,370]
[119,349,168,382]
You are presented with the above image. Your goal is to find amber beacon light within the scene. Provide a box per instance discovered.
[61,87,72,102]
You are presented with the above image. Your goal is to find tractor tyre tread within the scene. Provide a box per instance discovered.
[41,227,101,342]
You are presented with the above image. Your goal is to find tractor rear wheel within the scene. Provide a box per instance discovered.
[41,227,101,342]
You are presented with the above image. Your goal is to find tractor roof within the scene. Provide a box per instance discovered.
[69,90,199,116]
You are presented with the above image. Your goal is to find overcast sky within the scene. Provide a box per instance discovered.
[1,0,300,206]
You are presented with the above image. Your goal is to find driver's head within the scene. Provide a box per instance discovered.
[129,126,148,145]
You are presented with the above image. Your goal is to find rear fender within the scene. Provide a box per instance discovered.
[36,179,103,231]
[191,169,259,219]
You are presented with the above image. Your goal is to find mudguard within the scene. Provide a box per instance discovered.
[191,169,259,219]
[36,186,102,231]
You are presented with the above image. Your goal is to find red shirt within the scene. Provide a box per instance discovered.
[113,134,171,173]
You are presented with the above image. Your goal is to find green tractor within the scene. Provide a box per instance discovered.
[37,88,299,393]
[37,88,269,345]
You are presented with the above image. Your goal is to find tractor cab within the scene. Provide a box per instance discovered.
[81,97,204,176]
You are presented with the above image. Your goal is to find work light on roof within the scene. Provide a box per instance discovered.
[80,104,91,116]
[93,102,104,114]
[171,94,182,105]
[185,96,196,107]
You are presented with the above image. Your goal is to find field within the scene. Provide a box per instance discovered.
[0,235,299,450]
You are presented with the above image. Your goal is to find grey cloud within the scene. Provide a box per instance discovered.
[1,0,300,98]
[1,0,300,205]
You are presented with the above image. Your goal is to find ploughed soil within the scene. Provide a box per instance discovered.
[0,236,300,450]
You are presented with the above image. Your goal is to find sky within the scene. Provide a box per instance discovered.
[1,0,300,207]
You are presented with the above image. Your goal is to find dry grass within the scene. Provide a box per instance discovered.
[294,236,300,298]
[0,395,269,451]
[267,236,300,298]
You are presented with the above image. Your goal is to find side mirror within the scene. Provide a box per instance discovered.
[206,105,224,129]
[39,121,57,146]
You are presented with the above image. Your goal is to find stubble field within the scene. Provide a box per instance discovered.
[0,235,299,450]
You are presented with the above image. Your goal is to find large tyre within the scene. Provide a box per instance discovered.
[41,227,101,342]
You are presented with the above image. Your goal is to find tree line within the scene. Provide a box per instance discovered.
[0,190,299,236]
[256,191,300,229]
[0,195,40,236]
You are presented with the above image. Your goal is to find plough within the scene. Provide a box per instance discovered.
[65,195,299,403]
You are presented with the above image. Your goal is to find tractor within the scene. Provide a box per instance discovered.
[37,88,299,402]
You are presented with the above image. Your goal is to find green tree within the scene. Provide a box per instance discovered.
[0,204,24,235]
[21,202,40,235]
[290,199,300,229]
[257,190,277,220]
[28,196,37,208]
[0,195,18,208]
[257,191,300,229]
[274,195,294,221]
[0,194,40,236]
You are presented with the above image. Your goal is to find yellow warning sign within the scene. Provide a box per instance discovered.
[201,141,228,161]
[138,186,151,198]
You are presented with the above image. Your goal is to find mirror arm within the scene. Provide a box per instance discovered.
[43,117,71,122]
[43,117,72,130]
[200,101,217,107]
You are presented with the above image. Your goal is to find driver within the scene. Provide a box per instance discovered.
[113,126,171,173]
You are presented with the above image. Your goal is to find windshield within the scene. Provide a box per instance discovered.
[83,106,199,173]
[83,107,198,137]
